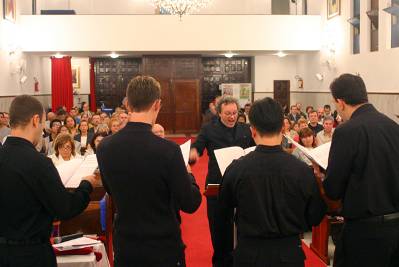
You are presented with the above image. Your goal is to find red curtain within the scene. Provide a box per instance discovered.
[89,58,97,112]
[51,56,73,112]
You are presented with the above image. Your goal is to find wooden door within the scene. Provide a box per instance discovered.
[173,79,200,134]
[157,80,174,133]
[273,80,290,113]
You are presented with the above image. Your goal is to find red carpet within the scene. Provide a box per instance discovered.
[170,137,327,267]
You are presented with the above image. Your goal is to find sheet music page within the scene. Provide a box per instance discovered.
[55,158,84,186]
[214,146,246,176]
[180,140,191,166]
[285,135,331,170]
[65,154,98,188]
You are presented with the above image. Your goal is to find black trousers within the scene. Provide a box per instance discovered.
[233,236,305,267]
[0,242,56,267]
[207,196,234,266]
[334,220,399,267]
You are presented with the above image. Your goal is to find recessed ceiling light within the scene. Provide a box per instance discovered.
[274,51,288,58]
[110,52,119,59]
[224,51,237,58]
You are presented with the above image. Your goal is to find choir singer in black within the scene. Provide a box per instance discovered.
[96,75,202,267]
[321,74,399,267]
[0,95,98,267]
[215,97,327,267]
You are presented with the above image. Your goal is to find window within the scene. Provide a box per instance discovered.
[367,0,379,51]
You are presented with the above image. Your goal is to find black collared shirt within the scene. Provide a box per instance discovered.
[215,145,326,251]
[0,137,93,241]
[191,119,255,184]
[96,122,202,263]
[323,104,399,219]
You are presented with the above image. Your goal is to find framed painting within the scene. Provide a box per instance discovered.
[327,0,340,19]
[3,0,16,22]
[72,66,80,89]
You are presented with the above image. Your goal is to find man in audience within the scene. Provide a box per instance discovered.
[243,103,251,123]
[296,102,307,119]
[152,123,165,138]
[215,97,326,267]
[2,112,9,127]
[90,114,101,133]
[315,116,334,146]
[324,104,332,117]
[118,111,128,129]
[97,76,201,267]
[0,95,98,267]
[308,110,323,135]
[0,112,11,143]
[288,105,301,122]
[189,95,255,267]
[317,107,325,122]
[81,102,93,118]
[320,74,399,267]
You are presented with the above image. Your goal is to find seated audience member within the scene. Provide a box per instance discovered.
[49,133,81,166]
[282,117,298,153]
[298,118,308,131]
[292,122,300,133]
[152,123,165,138]
[108,117,121,135]
[56,109,67,123]
[317,107,325,122]
[288,105,301,123]
[3,112,10,127]
[202,99,218,126]
[0,112,11,143]
[74,120,94,155]
[292,127,316,166]
[90,114,101,133]
[45,111,56,131]
[100,112,109,123]
[48,119,61,142]
[81,113,90,123]
[49,125,81,156]
[214,97,326,267]
[80,101,93,118]
[64,115,78,137]
[118,111,129,129]
[305,105,314,117]
[324,104,332,117]
[237,113,247,124]
[243,103,251,123]
[316,116,335,146]
[308,110,324,135]
[296,102,307,119]
[85,131,108,155]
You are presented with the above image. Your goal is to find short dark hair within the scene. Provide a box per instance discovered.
[50,119,62,128]
[249,97,283,136]
[290,105,298,110]
[126,75,161,112]
[9,95,44,128]
[330,74,368,105]
[324,104,331,110]
[90,131,108,153]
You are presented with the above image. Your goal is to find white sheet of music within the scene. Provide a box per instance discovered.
[180,139,191,166]
[285,135,331,170]
[214,146,256,176]
[56,155,98,188]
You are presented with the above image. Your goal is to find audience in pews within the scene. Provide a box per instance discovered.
[215,97,326,267]
[0,95,99,267]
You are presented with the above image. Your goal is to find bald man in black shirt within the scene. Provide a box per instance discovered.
[0,95,98,267]
[215,97,326,267]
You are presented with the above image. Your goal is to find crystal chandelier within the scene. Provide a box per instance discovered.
[152,0,212,20]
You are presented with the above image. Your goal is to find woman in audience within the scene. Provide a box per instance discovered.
[237,113,247,124]
[48,125,81,156]
[74,120,93,155]
[282,117,298,153]
[108,117,121,135]
[49,133,81,166]
[85,132,108,155]
[292,127,316,166]
[64,115,78,137]
[96,123,110,134]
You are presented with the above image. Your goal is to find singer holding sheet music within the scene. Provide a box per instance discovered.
[96,75,201,267]
[0,95,98,267]
[214,97,326,267]
[189,95,255,267]
[320,74,399,267]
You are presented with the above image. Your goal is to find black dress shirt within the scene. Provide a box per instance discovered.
[323,104,399,219]
[96,122,201,264]
[191,119,255,185]
[215,145,326,253]
[308,123,324,135]
[0,137,93,266]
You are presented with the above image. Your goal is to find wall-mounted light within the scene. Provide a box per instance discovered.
[315,73,324,81]
[224,51,237,58]
[110,52,119,59]
[274,51,287,58]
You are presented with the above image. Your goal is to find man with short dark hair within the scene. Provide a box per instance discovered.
[0,95,98,267]
[315,116,334,146]
[189,95,255,266]
[324,104,332,117]
[288,105,301,122]
[215,97,326,267]
[97,75,201,266]
[308,110,323,135]
[320,73,399,267]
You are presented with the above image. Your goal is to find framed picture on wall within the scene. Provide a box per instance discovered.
[327,0,340,19]
[3,0,16,22]
[72,66,80,89]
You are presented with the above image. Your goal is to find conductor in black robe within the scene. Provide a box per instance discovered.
[96,75,202,267]
[321,74,399,266]
[215,97,326,267]
[0,95,98,267]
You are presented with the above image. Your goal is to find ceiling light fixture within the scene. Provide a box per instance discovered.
[224,51,237,58]
[110,52,119,59]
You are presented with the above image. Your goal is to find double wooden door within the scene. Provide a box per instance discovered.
[273,80,290,114]
[157,79,200,134]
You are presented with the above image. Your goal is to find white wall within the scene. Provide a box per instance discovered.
[19,15,321,52]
